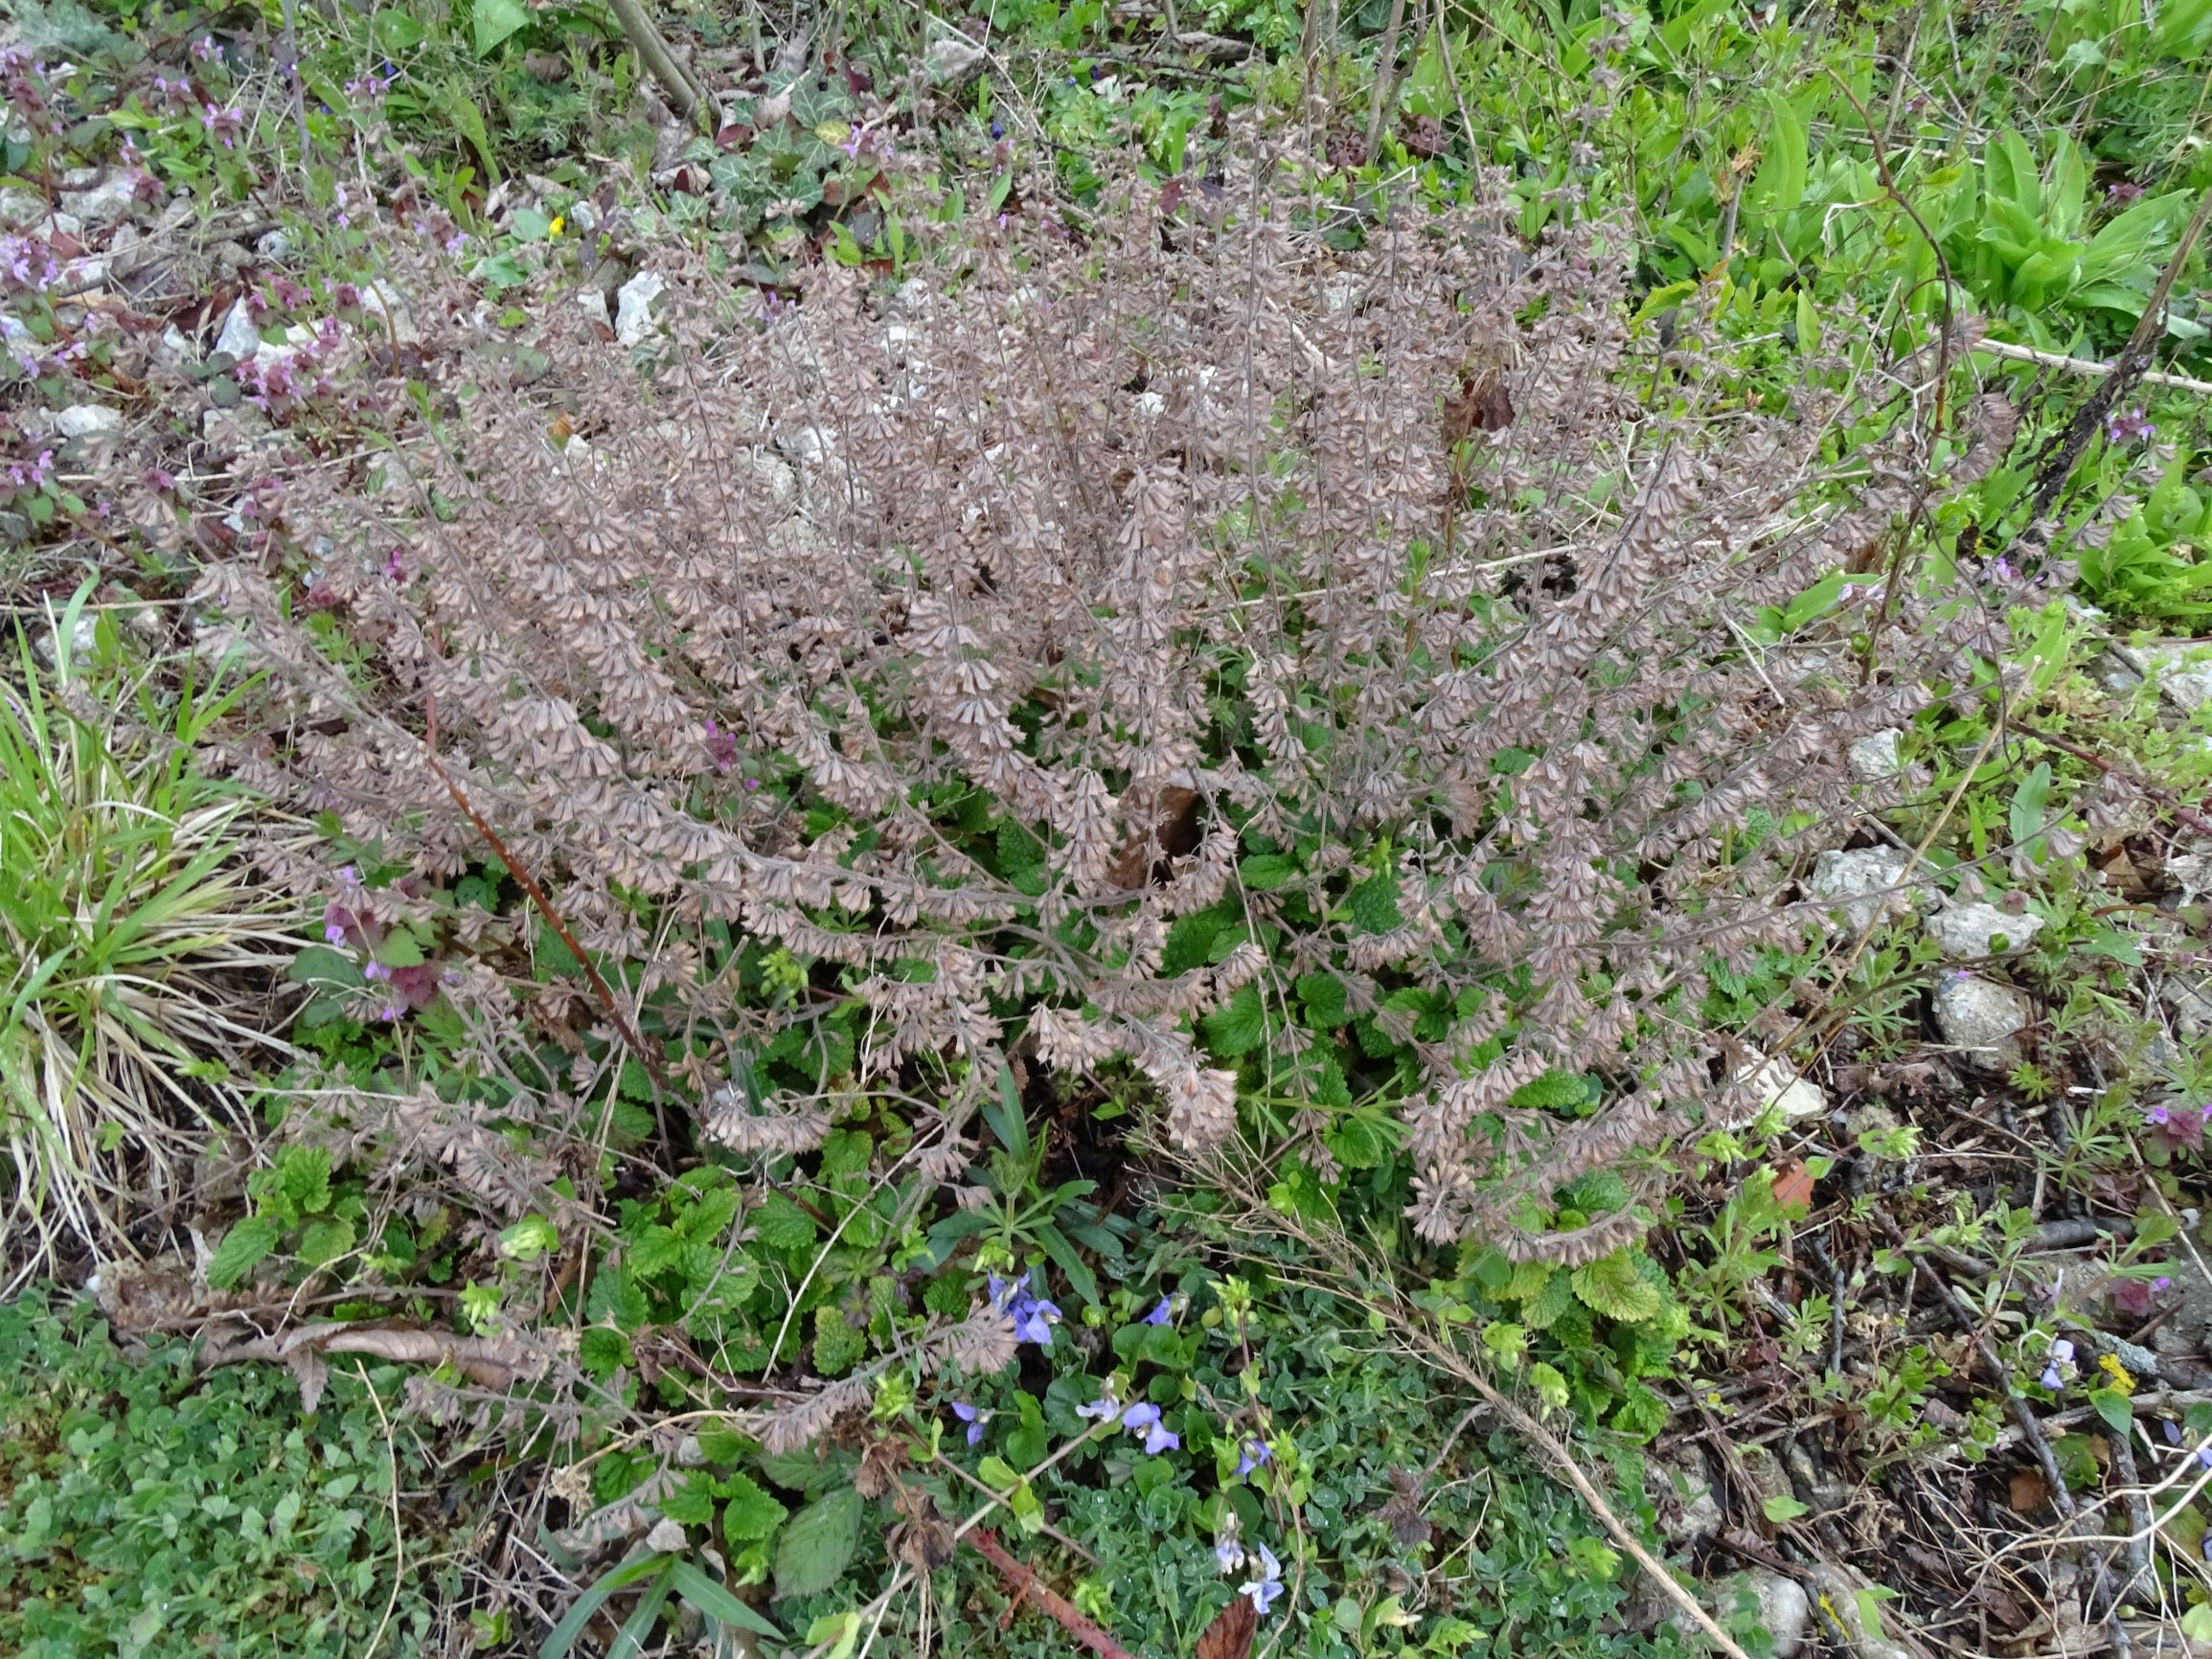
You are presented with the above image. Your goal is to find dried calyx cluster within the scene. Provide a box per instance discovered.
[194,148,2009,1260]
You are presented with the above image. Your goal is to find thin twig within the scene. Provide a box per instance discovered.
[969,1528,1136,1659]
[355,1360,405,1659]
[1877,1211,2134,1659]
[1971,338,2212,397]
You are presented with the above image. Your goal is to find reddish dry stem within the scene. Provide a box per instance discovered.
[968,1528,1138,1659]
[417,702,669,1092]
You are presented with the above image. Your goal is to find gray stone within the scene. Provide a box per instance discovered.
[214,300,263,361]
[200,404,272,457]
[1847,729,1903,781]
[2119,640,2212,714]
[254,228,292,260]
[1743,1571,1811,1659]
[33,610,99,666]
[1925,901,2043,959]
[2166,978,2212,1040]
[59,171,139,232]
[1810,846,1927,935]
[1651,1449,1722,1544]
[614,269,665,345]
[54,402,123,440]
[357,280,419,344]
[151,324,194,370]
[0,187,46,229]
[1932,973,2033,1069]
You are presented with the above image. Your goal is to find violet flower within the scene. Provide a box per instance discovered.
[1241,1544,1284,1615]
[1235,1438,1270,1479]
[949,1400,988,1446]
[1119,1401,1179,1454]
[1141,1296,1174,1326]
[2107,407,2155,443]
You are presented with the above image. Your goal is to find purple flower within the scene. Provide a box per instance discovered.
[1235,1438,1271,1479]
[2150,1103,2172,1125]
[2041,1364,2063,1390]
[1119,1402,1178,1454]
[2107,407,2155,444]
[2166,1420,2183,1444]
[2107,180,2144,206]
[1011,1295,1060,1347]
[324,921,349,945]
[1241,1544,1284,1615]
[193,34,218,61]
[200,103,245,148]
[1215,1534,1244,1573]
[2051,1339,2075,1364]
[703,719,739,771]
[363,961,393,983]
[2155,1276,2174,1292]
[950,1400,988,1446]
[2199,1443,2212,1471]
[1076,1389,1121,1421]
[1142,1296,1174,1326]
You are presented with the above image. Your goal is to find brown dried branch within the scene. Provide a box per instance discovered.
[968,1528,1141,1659]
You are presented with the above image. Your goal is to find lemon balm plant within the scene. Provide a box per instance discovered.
[0,583,303,1279]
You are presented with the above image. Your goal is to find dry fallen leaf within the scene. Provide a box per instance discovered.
[2008,1468,2048,1512]
[1194,1591,1257,1659]
[1771,1159,1815,1212]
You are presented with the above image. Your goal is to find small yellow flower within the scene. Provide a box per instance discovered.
[2099,1352,2136,1395]
[548,216,564,239]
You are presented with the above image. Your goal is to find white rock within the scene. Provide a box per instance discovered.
[54,403,123,440]
[614,269,665,345]
[200,404,273,456]
[924,34,988,80]
[1652,1450,1722,1544]
[1736,1056,1828,1121]
[644,1516,689,1556]
[214,300,263,361]
[1933,974,2033,1069]
[575,287,612,332]
[152,324,194,369]
[32,610,99,666]
[1847,729,1903,781]
[776,423,832,466]
[2166,979,2212,1040]
[254,228,292,260]
[2121,640,2212,714]
[1809,847,1927,935]
[60,172,138,232]
[357,280,420,344]
[0,187,46,230]
[1744,1571,1812,1659]
[1926,901,2043,959]
[39,209,84,239]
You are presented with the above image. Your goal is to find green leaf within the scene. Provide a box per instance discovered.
[671,1560,784,1639]
[752,1193,817,1251]
[1296,971,1348,1028]
[1236,852,1300,891]
[1035,1223,1101,1307]
[1202,984,1267,1057]
[538,1557,669,1659]
[288,944,363,989]
[473,0,530,55]
[720,1473,788,1541]
[2009,761,2052,853]
[1347,872,1403,934]
[373,9,427,51]
[1570,1251,1663,1323]
[1762,1493,1811,1523]
[206,1216,280,1289]
[773,1487,863,1599]
[2088,1388,2133,1438]
[277,1145,332,1214]
[298,1216,355,1268]
[372,930,424,968]
[1528,1361,1570,1412]
[1752,90,1807,220]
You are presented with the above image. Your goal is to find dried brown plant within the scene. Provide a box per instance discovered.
[189,141,1996,1259]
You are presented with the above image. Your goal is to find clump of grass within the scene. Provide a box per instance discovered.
[0,585,303,1281]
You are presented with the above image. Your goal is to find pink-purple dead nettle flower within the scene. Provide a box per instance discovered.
[2107,407,2155,444]
[200,103,245,148]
